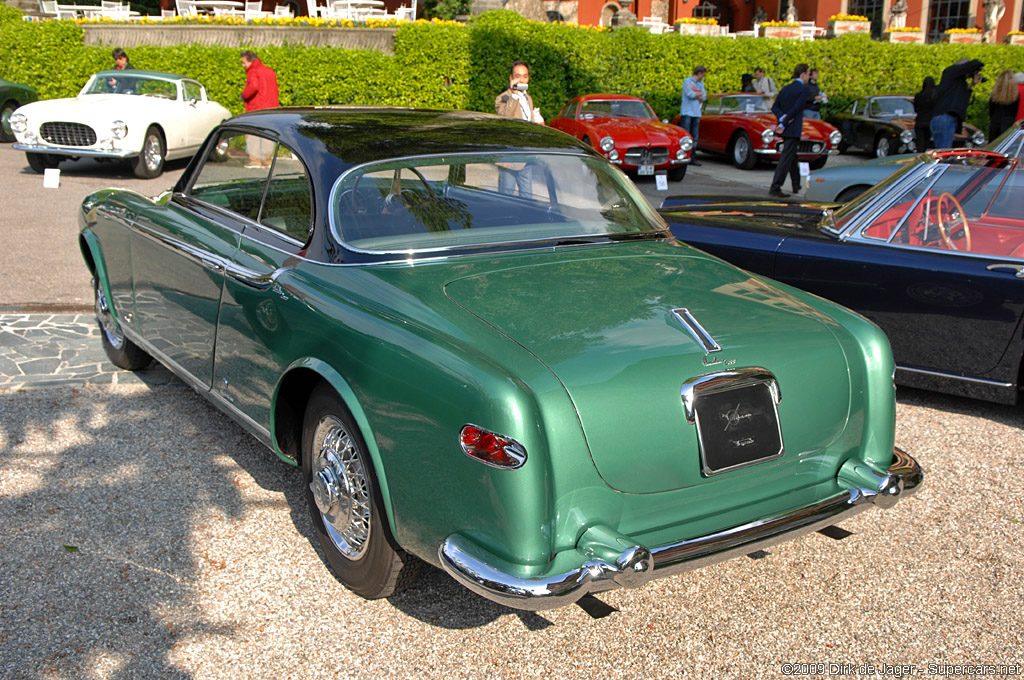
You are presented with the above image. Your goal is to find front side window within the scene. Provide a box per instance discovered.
[580,99,655,119]
[183,80,203,102]
[331,152,666,253]
[189,130,274,221]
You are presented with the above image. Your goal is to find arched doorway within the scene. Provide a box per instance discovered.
[601,2,620,25]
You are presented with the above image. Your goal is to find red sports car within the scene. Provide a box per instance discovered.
[549,94,693,181]
[681,93,842,170]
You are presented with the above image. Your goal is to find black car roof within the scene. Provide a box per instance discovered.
[224,107,590,168]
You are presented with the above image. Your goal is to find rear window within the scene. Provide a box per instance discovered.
[330,152,666,253]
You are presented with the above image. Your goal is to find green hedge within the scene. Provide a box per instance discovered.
[2,6,1023,131]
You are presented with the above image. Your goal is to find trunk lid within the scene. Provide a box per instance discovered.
[444,248,853,493]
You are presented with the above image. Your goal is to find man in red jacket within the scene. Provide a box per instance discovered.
[240,50,279,166]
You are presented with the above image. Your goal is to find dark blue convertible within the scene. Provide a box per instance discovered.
[661,149,1024,404]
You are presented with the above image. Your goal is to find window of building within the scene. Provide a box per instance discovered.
[848,0,885,37]
[927,0,971,42]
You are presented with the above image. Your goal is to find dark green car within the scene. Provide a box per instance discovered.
[79,108,922,610]
[0,77,38,143]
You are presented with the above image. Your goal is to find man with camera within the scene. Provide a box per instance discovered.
[930,58,985,149]
[495,61,543,196]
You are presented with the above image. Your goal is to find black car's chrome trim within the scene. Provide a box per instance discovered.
[439,448,922,611]
[896,365,1015,389]
[987,263,1024,278]
[671,308,722,354]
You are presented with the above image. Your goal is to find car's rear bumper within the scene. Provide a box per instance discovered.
[439,447,922,611]
[13,143,137,159]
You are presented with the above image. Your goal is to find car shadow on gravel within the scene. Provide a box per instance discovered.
[0,383,254,678]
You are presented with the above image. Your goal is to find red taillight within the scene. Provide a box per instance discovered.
[459,425,527,469]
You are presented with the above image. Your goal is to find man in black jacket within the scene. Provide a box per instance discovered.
[930,58,984,148]
[769,63,810,198]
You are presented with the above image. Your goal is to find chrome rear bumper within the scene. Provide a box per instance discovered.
[439,448,922,611]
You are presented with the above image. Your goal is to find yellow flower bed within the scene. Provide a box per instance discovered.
[77,15,465,27]
[762,20,799,27]
[829,13,869,21]
[944,27,980,33]
[674,17,718,25]
[884,26,921,32]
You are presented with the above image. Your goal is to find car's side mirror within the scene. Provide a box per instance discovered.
[189,99,198,108]
[662,118,668,124]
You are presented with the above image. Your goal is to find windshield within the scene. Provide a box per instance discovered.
[870,97,915,117]
[81,74,178,99]
[990,123,1024,158]
[831,156,928,231]
[579,99,655,119]
[331,152,668,253]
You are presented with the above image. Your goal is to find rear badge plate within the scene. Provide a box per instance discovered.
[682,368,784,476]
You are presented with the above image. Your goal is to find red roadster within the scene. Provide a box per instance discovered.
[681,93,842,170]
[549,94,693,181]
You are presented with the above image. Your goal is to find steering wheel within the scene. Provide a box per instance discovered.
[936,192,972,251]
[383,167,434,212]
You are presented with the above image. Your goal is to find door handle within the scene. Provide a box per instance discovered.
[986,263,1024,278]
[226,263,278,289]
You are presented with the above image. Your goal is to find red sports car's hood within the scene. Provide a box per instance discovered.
[588,117,685,145]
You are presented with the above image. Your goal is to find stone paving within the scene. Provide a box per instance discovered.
[0,313,176,389]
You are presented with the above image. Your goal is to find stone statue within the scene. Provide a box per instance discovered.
[784,2,797,23]
[753,5,767,27]
[982,0,1005,42]
[888,0,908,29]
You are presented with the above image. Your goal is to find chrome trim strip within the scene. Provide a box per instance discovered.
[13,143,137,159]
[671,308,721,354]
[439,447,922,611]
[896,365,1015,389]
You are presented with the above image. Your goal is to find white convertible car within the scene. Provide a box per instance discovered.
[11,70,230,178]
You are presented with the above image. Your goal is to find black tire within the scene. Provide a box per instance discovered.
[1,100,18,143]
[874,134,891,158]
[837,139,850,154]
[25,152,60,174]
[303,385,420,599]
[581,135,592,147]
[731,132,758,170]
[836,186,870,203]
[93,277,152,370]
[133,126,166,178]
[809,156,828,170]
[668,164,687,182]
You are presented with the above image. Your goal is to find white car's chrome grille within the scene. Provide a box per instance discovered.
[40,122,97,147]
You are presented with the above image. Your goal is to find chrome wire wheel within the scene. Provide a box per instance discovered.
[875,135,891,158]
[309,415,372,560]
[142,133,163,172]
[733,135,750,163]
[94,281,125,350]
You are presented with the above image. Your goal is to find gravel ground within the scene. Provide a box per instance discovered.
[1,380,1021,680]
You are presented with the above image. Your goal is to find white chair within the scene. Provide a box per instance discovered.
[395,5,413,19]
[799,21,822,40]
[161,7,175,18]
[38,0,59,17]
[176,0,198,16]
[244,0,267,18]
[274,4,293,16]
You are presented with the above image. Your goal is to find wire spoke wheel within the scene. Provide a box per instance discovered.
[309,416,372,560]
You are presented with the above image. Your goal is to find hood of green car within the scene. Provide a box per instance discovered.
[444,249,853,494]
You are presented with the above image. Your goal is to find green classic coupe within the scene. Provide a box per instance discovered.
[79,108,922,610]
[0,77,38,143]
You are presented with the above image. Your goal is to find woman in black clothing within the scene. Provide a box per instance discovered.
[741,73,755,93]
[914,76,937,151]
[989,69,1020,141]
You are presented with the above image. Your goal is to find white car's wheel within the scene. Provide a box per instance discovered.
[133,126,166,179]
